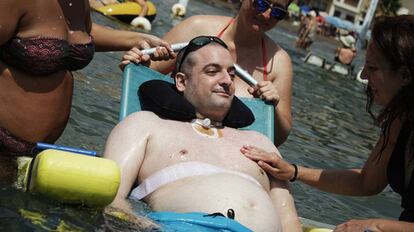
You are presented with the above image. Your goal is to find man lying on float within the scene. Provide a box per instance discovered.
[103,36,301,232]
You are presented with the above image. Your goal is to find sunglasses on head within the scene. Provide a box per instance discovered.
[253,0,288,20]
[175,36,228,73]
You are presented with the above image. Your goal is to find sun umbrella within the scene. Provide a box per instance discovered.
[324,15,355,31]
[300,5,311,14]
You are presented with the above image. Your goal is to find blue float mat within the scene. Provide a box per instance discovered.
[148,212,252,232]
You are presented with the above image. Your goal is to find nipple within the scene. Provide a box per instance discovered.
[179,149,188,161]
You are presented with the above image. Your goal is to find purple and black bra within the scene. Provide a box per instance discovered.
[0,36,95,75]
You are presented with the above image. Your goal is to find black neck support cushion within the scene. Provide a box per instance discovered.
[138,80,255,128]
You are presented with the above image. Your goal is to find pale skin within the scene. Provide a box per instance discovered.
[149,0,293,146]
[0,0,172,144]
[335,47,356,65]
[242,41,414,231]
[105,45,301,231]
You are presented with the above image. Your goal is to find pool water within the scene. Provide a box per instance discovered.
[0,0,401,230]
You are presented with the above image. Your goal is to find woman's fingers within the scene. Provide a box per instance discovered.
[258,160,278,174]
[241,145,279,165]
[119,60,130,71]
[152,46,174,61]
[122,47,143,63]
[255,81,280,105]
[241,145,297,181]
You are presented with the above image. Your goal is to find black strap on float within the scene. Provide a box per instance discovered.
[25,147,41,191]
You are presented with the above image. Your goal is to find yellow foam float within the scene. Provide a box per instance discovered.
[19,149,120,207]
[93,1,157,28]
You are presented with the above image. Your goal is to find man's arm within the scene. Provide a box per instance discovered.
[268,178,302,232]
[103,112,154,214]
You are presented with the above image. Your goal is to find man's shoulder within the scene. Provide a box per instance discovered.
[125,110,158,120]
[121,111,161,127]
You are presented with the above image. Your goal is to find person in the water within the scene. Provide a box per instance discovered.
[0,0,173,181]
[104,36,301,232]
[242,15,414,232]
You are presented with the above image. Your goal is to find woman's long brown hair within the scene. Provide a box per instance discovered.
[366,15,414,158]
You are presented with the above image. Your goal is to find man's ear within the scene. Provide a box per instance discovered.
[175,72,187,92]
[399,66,412,86]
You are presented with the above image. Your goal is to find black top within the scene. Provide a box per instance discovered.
[387,125,414,222]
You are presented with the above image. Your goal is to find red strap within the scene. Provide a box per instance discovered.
[217,18,235,38]
[262,38,268,81]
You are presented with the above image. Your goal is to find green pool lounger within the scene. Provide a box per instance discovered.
[119,64,334,232]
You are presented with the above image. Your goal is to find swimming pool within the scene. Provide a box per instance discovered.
[0,0,401,230]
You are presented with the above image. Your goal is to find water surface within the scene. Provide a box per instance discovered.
[0,0,401,230]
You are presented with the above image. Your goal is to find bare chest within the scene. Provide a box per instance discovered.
[147,124,249,165]
[139,121,270,188]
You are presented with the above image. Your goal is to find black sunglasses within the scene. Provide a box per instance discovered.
[253,0,288,20]
[175,36,228,73]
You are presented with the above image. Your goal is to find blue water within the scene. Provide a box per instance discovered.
[0,0,401,230]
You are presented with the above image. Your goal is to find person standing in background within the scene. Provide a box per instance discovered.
[295,10,317,51]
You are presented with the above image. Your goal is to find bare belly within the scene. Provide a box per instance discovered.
[146,173,282,232]
[0,65,73,142]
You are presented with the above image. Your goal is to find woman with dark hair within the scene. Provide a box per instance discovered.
[241,15,414,231]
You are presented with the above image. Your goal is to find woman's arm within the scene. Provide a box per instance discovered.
[0,0,23,45]
[240,120,397,197]
[241,147,386,196]
[271,48,293,147]
[247,37,293,146]
[90,23,172,52]
[334,218,414,232]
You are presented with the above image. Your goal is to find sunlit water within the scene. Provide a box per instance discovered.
[0,0,401,230]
